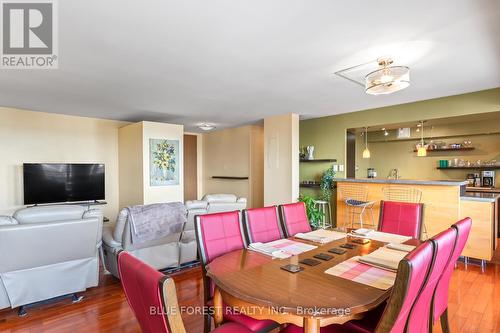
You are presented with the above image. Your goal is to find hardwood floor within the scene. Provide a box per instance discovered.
[1,262,500,333]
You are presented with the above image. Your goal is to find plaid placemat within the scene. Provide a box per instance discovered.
[325,256,397,290]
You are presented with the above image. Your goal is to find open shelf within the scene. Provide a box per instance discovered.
[300,159,337,163]
[437,166,500,170]
[211,176,249,180]
[413,147,475,152]
[300,183,321,188]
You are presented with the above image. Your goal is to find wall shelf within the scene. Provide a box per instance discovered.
[300,159,337,163]
[412,147,475,152]
[300,183,321,188]
[211,176,249,180]
[437,166,500,170]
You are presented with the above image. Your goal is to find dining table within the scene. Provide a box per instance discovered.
[206,232,420,333]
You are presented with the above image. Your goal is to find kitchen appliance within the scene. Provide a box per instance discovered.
[367,168,377,178]
[466,173,475,187]
[474,173,481,187]
[481,170,495,188]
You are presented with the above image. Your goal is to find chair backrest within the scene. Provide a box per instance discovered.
[375,241,434,333]
[338,184,368,202]
[243,206,283,243]
[195,211,247,303]
[382,186,422,204]
[118,251,186,333]
[195,211,247,266]
[407,227,457,332]
[278,202,312,237]
[432,218,472,322]
[378,201,424,239]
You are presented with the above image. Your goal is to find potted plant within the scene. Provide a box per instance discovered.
[320,165,336,201]
[298,194,324,229]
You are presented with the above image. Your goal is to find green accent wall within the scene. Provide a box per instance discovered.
[300,88,500,183]
[299,88,500,224]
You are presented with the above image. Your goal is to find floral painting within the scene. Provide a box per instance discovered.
[149,139,179,186]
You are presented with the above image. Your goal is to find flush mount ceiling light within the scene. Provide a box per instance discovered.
[365,58,410,95]
[334,57,410,96]
[198,123,216,131]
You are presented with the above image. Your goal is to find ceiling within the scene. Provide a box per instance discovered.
[1,0,499,132]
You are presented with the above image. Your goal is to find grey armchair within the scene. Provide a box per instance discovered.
[0,205,102,313]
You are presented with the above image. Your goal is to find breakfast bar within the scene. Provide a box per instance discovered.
[335,178,498,261]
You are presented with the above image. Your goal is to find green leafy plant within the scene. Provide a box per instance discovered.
[320,165,336,201]
[298,194,324,229]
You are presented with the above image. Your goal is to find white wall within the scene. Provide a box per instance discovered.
[0,108,126,220]
[264,113,299,205]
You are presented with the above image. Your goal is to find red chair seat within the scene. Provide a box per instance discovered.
[280,324,355,333]
[206,299,278,332]
[212,322,255,333]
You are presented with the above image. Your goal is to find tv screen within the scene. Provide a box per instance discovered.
[23,163,105,205]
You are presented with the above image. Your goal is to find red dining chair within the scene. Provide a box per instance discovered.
[378,201,424,239]
[406,227,457,332]
[281,241,435,333]
[195,211,279,333]
[279,202,312,237]
[243,206,284,243]
[432,218,472,333]
[117,251,253,333]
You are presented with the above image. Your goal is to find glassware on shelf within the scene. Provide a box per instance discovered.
[463,139,472,147]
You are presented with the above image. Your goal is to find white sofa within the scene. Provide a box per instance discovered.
[102,194,247,278]
[0,205,102,312]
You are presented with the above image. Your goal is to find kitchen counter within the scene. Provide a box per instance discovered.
[335,178,468,186]
[461,192,500,202]
[335,178,497,260]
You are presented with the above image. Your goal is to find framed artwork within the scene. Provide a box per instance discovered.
[149,139,180,186]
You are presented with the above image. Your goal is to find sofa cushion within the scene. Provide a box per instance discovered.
[185,200,208,210]
[13,205,86,224]
[0,216,18,225]
[203,194,237,203]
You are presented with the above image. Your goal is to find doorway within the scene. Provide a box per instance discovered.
[346,130,356,178]
[183,134,198,201]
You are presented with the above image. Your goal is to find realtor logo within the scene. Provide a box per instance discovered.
[1,0,58,68]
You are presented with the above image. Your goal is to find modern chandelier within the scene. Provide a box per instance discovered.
[365,58,410,95]
[335,57,410,96]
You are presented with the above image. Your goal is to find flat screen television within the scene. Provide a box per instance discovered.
[23,163,105,205]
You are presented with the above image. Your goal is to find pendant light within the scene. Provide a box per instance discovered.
[417,121,427,157]
[362,127,371,158]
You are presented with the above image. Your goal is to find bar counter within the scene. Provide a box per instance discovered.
[335,178,498,261]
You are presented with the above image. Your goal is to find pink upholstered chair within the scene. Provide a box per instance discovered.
[432,218,472,333]
[378,201,424,239]
[406,227,457,332]
[243,206,284,243]
[279,202,312,237]
[195,211,279,333]
[281,241,435,333]
[117,251,253,333]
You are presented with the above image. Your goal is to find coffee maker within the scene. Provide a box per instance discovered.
[481,170,495,188]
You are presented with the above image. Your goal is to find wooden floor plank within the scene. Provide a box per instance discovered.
[1,262,499,332]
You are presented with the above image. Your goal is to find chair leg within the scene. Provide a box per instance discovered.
[72,293,84,303]
[18,306,27,317]
[204,314,212,333]
[440,309,450,333]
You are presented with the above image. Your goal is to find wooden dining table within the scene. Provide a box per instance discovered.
[206,234,419,333]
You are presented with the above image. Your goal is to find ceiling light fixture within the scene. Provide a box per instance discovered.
[365,58,410,95]
[362,127,371,159]
[417,121,427,157]
[198,123,216,131]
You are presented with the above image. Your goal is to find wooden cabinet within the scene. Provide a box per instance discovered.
[460,199,497,261]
